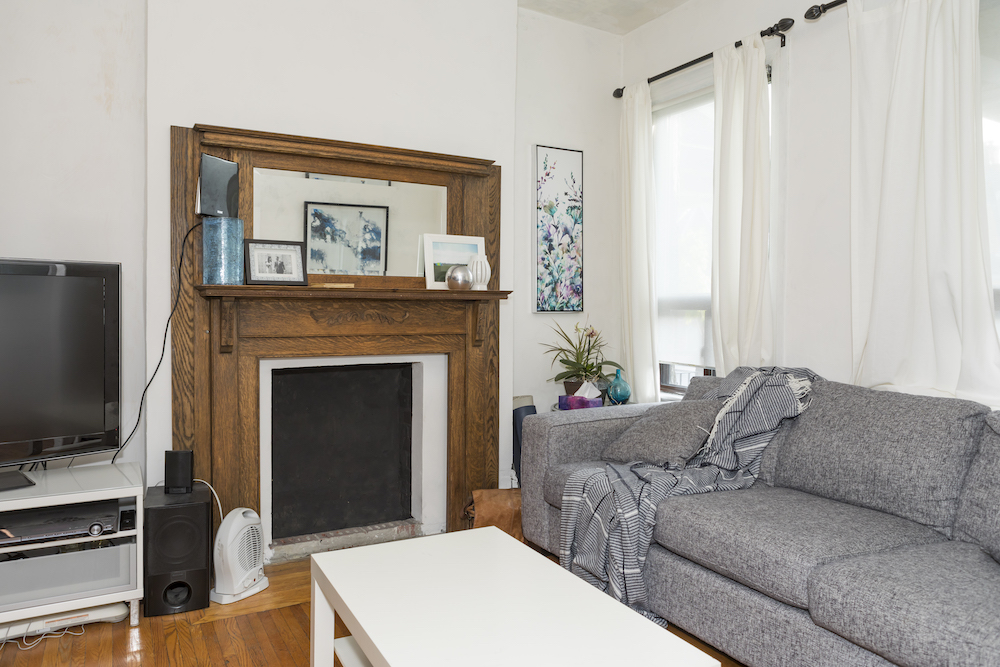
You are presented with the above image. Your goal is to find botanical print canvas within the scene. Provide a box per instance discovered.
[305,202,388,275]
[536,146,583,311]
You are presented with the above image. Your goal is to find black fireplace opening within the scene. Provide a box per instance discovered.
[271,363,413,539]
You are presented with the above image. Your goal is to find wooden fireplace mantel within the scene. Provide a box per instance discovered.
[170,125,507,533]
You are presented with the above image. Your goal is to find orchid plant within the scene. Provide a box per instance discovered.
[542,322,623,384]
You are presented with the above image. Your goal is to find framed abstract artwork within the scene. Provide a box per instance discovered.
[535,145,583,312]
[304,202,388,275]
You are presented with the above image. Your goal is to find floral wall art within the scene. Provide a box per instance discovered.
[535,145,583,312]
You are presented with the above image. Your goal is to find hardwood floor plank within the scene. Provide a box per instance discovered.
[193,558,310,626]
[87,623,112,667]
[147,616,169,667]
[287,602,312,638]
[235,614,275,667]
[272,605,310,666]
[249,612,293,665]
[257,610,300,666]
[216,614,257,667]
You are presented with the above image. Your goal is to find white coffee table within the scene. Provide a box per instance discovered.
[310,526,719,666]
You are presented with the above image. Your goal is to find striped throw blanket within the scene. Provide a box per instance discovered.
[559,366,820,625]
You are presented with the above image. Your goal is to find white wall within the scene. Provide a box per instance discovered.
[146,0,519,488]
[624,0,854,382]
[0,1,147,469]
[513,9,626,414]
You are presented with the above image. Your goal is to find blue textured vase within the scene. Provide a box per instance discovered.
[202,216,244,285]
[608,369,631,405]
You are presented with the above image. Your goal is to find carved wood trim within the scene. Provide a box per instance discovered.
[194,125,494,176]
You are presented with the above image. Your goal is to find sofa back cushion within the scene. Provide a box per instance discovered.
[682,376,723,400]
[954,412,1000,559]
[772,380,988,535]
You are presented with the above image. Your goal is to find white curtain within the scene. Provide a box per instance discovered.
[849,0,1000,405]
[619,81,660,404]
[711,34,773,375]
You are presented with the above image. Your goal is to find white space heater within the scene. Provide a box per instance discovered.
[210,508,269,605]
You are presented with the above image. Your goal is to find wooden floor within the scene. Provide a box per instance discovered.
[0,557,743,666]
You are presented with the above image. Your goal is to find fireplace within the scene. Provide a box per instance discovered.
[171,126,507,537]
[259,354,448,560]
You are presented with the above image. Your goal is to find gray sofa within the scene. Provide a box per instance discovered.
[522,376,1000,667]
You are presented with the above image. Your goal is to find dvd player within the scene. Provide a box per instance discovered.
[0,499,129,547]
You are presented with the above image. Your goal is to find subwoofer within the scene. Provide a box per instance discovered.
[144,485,212,617]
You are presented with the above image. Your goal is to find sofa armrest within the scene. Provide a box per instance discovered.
[521,403,655,552]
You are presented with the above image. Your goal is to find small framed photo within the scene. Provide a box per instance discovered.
[423,233,485,289]
[243,240,308,285]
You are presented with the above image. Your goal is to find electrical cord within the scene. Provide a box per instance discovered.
[112,222,203,465]
[0,625,85,654]
[195,478,224,521]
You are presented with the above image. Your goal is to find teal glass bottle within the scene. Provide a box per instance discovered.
[608,369,631,405]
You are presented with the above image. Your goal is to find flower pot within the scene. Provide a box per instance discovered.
[563,380,584,396]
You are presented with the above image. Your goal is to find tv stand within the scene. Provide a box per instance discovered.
[0,463,143,628]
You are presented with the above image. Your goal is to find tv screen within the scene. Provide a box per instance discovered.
[0,260,120,467]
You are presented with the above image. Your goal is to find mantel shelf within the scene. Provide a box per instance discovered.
[195,285,510,301]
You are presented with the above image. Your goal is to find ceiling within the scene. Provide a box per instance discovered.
[518,0,690,35]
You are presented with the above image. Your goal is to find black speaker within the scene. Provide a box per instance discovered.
[198,153,239,218]
[164,450,193,494]
[144,485,211,616]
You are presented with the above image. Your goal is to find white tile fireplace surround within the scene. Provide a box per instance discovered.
[259,354,448,562]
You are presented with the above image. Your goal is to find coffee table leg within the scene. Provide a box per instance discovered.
[311,575,337,666]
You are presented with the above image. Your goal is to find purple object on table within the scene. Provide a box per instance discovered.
[558,395,604,410]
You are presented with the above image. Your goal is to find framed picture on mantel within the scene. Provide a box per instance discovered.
[305,202,389,276]
[244,240,308,285]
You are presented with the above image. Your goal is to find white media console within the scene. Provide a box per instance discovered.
[0,463,144,628]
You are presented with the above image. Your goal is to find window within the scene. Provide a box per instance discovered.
[982,0,1000,330]
[651,93,715,390]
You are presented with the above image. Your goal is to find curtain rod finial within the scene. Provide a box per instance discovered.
[613,87,625,99]
[805,5,823,20]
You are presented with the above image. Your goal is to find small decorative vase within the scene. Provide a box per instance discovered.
[468,254,491,291]
[202,216,244,285]
[445,264,473,290]
[607,369,631,405]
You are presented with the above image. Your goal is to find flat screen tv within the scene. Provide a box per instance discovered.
[0,259,121,467]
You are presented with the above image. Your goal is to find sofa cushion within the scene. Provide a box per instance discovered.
[954,412,1000,561]
[652,486,946,609]
[601,400,725,468]
[773,380,988,534]
[809,541,1000,667]
[542,461,604,509]
[682,375,723,399]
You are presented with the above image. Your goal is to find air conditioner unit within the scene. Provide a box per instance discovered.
[210,508,268,605]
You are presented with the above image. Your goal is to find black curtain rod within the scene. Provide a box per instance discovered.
[613,17,794,99]
[804,0,847,20]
